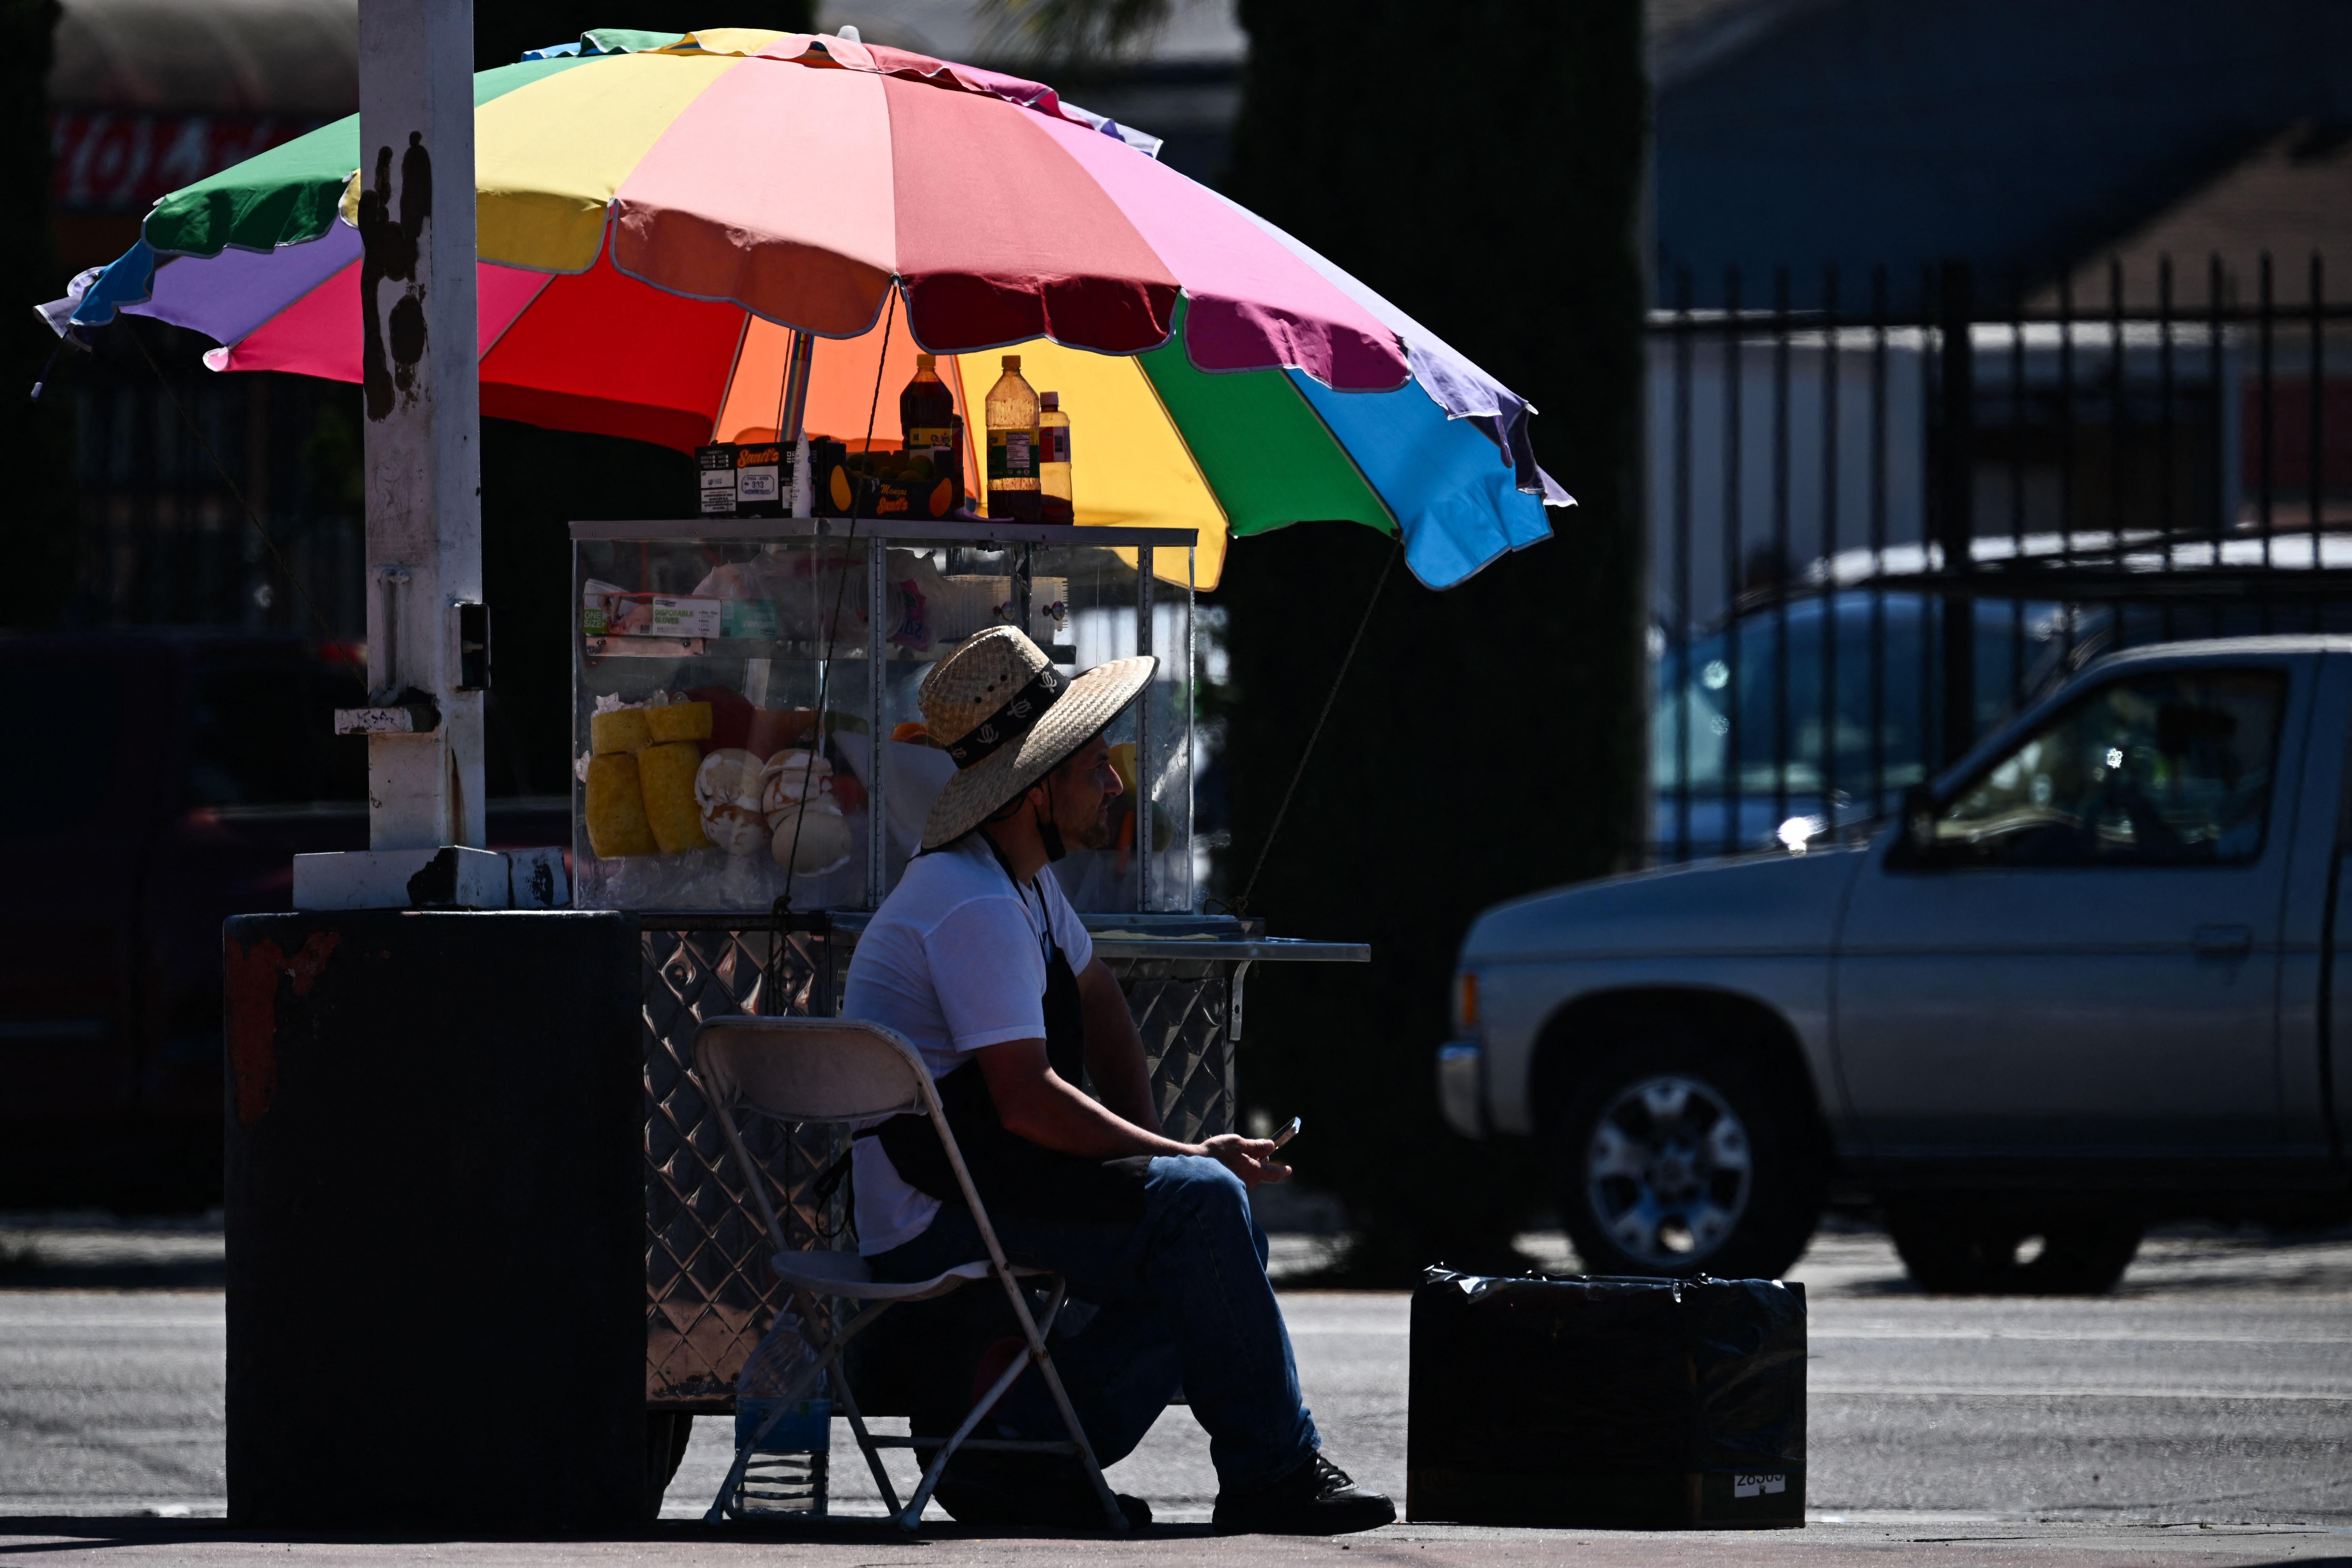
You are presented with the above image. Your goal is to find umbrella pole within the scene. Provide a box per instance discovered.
[780,330,816,516]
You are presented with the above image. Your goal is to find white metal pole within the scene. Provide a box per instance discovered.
[296,0,563,908]
[356,0,482,850]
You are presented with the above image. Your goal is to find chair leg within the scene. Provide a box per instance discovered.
[893,1321,1042,1531]
[1007,1281,1129,1533]
[934,1272,1127,1535]
[1030,1356,1127,1530]
[707,1288,911,1525]
[789,1288,905,1519]
[824,1333,902,1516]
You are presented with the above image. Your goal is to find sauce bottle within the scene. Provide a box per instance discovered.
[984,354,1040,522]
[1037,391,1072,525]
[899,353,956,479]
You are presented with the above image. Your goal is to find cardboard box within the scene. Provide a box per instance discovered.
[694,442,791,519]
[813,438,966,521]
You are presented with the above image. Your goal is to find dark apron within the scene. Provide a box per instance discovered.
[867,856,1150,1223]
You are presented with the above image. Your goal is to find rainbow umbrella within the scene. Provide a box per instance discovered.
[54,27,1569,589]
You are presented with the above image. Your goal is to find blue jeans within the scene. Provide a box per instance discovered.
[866,1154,1320,1493]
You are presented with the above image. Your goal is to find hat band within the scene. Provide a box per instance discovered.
[943,665,1064,769]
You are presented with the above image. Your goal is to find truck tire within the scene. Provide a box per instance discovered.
[1549,1036,1823,1280]
[1885,1206,2142,1295]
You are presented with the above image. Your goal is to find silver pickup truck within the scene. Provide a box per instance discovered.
[1438,637,2352,1292]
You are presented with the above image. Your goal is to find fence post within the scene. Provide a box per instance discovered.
[1935,258,1977,770]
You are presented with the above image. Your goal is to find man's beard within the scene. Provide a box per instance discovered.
[1065,802,1116,852]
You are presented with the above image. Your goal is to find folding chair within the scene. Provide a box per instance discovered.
[693,1016,1128,1533]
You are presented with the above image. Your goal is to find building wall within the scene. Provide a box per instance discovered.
[1654,0,2352,309]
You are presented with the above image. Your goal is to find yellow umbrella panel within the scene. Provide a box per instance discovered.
[951,339,1228,590]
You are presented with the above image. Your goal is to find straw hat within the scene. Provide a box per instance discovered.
[917,625,1155,851]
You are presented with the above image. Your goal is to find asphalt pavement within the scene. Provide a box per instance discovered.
[3,1215,2348,1565]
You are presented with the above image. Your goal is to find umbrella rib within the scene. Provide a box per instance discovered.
[714,311,753,445]
[477,268,556,363]
[1274,371,1402,540]
[768,318,789,442]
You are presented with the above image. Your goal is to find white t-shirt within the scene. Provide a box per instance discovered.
[842,835,1094,1254]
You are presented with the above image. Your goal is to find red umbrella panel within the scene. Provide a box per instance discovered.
[211,236,980,490]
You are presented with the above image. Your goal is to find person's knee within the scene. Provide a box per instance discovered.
[1156,1154,1251,1220]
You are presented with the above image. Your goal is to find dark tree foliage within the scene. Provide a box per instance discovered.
[2,0,77,628]
[479,422,694,792]
[977,0,1170,66]
[1219,0,1646,1278]
[474,0,814,68]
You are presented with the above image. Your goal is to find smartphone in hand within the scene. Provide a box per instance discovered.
[1271,1115,1302,1149]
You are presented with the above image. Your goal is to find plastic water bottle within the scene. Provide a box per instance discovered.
[733,1309,830,1517]
[984,354,1040,521]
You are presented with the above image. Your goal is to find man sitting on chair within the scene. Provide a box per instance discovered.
[843,625,1395,1536]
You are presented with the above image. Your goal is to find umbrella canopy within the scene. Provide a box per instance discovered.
[56,27,1569,589]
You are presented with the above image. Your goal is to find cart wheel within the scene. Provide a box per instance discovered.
[1549,1036,1822,1280]
[1885,1205,2142,1294]
[646,1412,694,1519]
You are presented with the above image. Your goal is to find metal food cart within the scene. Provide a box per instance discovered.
[568,516,1366,1410]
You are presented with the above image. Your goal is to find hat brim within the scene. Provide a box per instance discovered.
[920,655,1157,852]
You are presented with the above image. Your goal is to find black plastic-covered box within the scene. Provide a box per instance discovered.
[1407,1269,1806,1529]
[223,910,643,1530]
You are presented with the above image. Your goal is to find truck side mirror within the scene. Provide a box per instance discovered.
[1897,781,1938,863]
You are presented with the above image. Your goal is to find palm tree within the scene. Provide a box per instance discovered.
[978,0,1173,66]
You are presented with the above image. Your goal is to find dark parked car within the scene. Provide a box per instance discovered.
[1650,590,2083,858]
[0,630,564,1209]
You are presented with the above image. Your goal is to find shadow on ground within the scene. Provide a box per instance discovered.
[0,1515,1224,1547]
[7,1517,2352,1567]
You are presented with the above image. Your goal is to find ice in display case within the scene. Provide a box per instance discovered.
[570,519,1196,914]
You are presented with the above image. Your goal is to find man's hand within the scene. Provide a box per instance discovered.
[1198,1133,1290,1189]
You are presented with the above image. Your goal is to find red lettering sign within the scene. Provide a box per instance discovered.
[48,111,329,215]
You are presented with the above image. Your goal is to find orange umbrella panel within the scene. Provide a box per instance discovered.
[712,313,984,501]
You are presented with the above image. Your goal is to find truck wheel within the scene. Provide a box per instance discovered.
[1885,1206,2142,1295]
[1549,1039,1822,1280]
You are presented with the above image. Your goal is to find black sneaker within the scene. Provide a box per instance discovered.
[1212,1453,1395,1535]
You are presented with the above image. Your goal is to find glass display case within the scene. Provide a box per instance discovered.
[570,519,1196,914]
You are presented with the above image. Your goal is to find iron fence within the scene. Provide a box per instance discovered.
[57,318,366,638]
[1649,255,2352,862]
